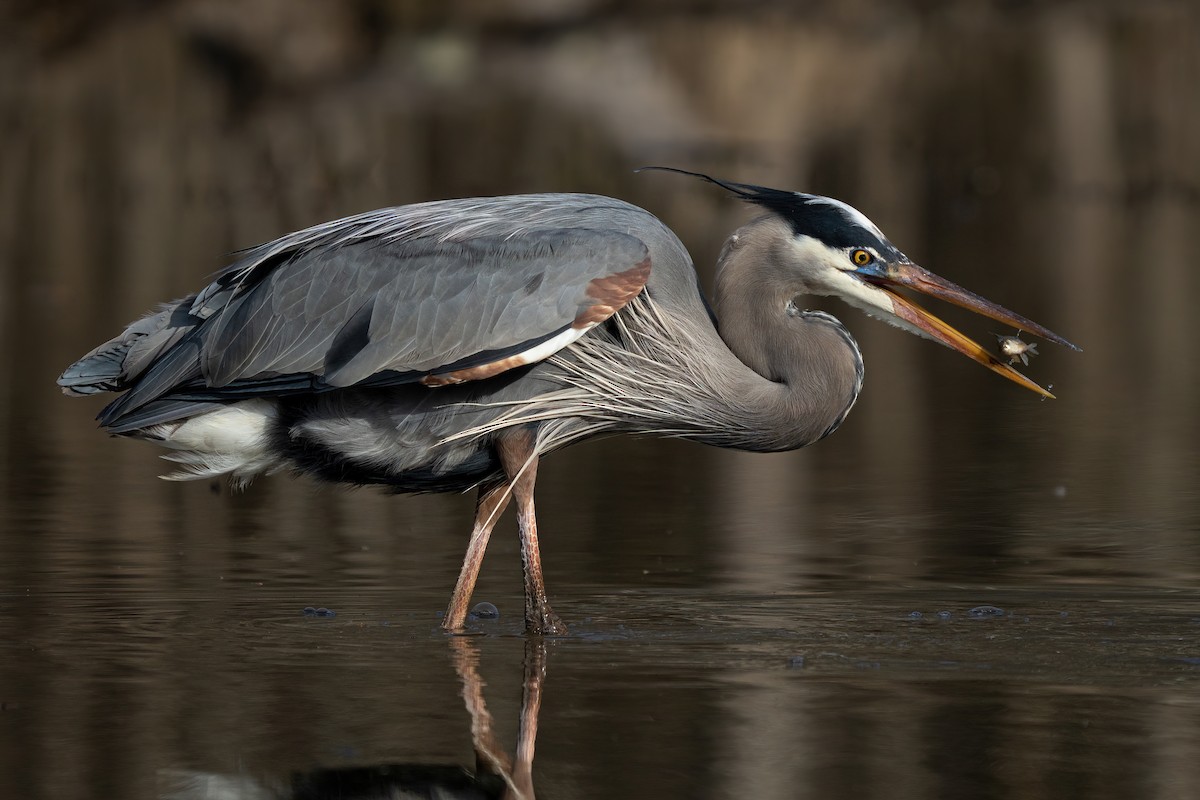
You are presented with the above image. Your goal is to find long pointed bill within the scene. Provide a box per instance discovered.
[865,263,1080,399]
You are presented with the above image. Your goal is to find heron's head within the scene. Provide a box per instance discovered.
[642,167,1081,399]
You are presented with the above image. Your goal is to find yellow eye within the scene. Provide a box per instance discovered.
[851,249,873,266]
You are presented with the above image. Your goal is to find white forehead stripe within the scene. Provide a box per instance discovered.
[804,195,885,240]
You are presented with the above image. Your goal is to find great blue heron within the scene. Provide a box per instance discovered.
[58,169,1078,635]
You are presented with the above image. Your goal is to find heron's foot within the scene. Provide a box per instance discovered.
[443,624,487,637]
[440,603,471,634]
[525,603,567,637]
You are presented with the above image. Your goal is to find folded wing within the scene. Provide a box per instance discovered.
[58,196,653,432]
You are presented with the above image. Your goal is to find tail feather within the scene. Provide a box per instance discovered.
[58,301,197,392]
[96,337,204,429]
[58,299,210,429]
[58,343,132,395]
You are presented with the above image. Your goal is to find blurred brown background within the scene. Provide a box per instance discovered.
[2,2,1199,799]
[4,0,1197,575]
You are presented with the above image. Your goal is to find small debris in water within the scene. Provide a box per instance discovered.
[937,610,953,620]
[787,656,805,669]
[302,606,337,618]
[907,611,924,620]
[968,605,1005,618]
[1053,485,1068,499]
[468,602,499,620]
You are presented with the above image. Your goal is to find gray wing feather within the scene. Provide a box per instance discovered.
[59,193,659,429]
[201,231,644,387]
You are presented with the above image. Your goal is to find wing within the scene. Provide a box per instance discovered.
[201,229,650,388]
[72,195,654,430]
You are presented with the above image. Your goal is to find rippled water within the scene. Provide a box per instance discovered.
[3,417,1199,799]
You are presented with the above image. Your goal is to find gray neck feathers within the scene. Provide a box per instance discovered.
[528,222,862,453]
[710,218,864,447]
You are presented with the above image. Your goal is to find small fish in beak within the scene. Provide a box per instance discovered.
[994,332,1039,366]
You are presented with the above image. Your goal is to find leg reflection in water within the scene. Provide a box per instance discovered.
[159,637,549,800]
[453,635,546,800]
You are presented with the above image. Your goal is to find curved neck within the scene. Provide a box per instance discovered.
[702,217,863,451]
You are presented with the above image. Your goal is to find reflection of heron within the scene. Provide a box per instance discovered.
[452,637,544,800]
[160,638,546,800]
[59,168,1078,635]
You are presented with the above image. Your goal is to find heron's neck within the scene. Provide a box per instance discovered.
[706,220,864,451]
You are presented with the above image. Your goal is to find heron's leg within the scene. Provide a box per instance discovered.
[497,430,567,636]
[442,481,511,633]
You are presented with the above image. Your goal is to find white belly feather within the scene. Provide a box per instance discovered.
[145,399,282,486]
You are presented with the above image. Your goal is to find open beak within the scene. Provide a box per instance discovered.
[863,262,1081,399]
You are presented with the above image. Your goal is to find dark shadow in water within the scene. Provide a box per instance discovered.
[159,637,546,800]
